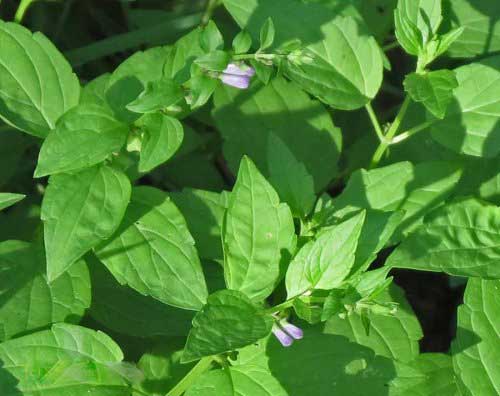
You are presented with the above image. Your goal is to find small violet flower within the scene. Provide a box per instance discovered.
[219,62,255,89]
[272,325,294,347]
[272,320,303,347]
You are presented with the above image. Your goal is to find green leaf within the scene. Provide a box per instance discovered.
[188,72,219,109]
[233,324,398,395]
[222,0,384,109]
[182,289,273,363]
[324,285,423,363]
[163,27,205,81]
[0,241,90,342]
[106,46,173,123]
[404,70,458,119]
[163,151,225,191]
[350,210,405,275]
[283,16,384,110]
[213,77,342,192]
[394,0,442,56]
[89,257,194,338]
[35,105,128,177]
[259,17,275,50]
[135,341,195,396]
[126,78,185,114]
[0,323,131,396]
[232,30,253,54]
[333,161,462,242]
[249,59,274,84]
[200,20,224,52]
[96,186,208,311]
[185,370,233,396]
[387,198,500,278]
[307,0,398,42]
[430,56,500,158]
[195,50,230,72]
[80,73,111,108]
[293,297,323,324]
[0,21,80,138]
[421,27,464,65]
[223,156,296,301]
[170,189,230,261]
[444,0,500,58]
[452,278,500,396]
[390,353,459,395]
[286,211,365,298]
[42,165,131,282]
[0,193,25,211]
[187,364,287,396]
[136,113,184,172]
[267,133,316,218]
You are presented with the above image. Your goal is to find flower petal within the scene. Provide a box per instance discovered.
[272,326,294,347]
[220,73,251,89]
[224,62,255,77]
[283,323,303,340]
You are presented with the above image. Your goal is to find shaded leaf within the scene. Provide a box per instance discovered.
[0,241,90,342]
[96,186,208,311]
[387,198,500,278]
[182,290,273,363]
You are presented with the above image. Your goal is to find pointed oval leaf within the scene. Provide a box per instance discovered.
[213,77,342,192]
[332,161,462,242]
[267,133,316,218]
[452,278,500,396]
[324,285,423,363]
[223,156,296,301]
[0,324,131,396]
[89,256,194,338]
[222,1,383,109]
[96,186,208,311]
[35,104,129,177]
[0,240,90,342]
[0,21,80,138]
[182,290,273,363]
[136,113,184,172]
[430,56,500,157]
[286,210,366,298]
[387,198,500,278]
[42,165,131,282]
[404,70,458,119]
[394,0,442,56]
[0,193,25,211]
[170,189,230,261]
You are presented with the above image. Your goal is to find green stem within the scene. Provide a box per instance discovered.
[390,120,437,144]
[201,0,220,26]
[131,387,150,396]
[383,41,399,52]
[265,299,295,314]
[370,95,411,168]
[233,53,278,61]
[167,357,214,396]
[14,0,35,23]
[365,103,386,143]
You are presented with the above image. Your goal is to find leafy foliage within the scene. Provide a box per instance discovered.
[0,1,498,394]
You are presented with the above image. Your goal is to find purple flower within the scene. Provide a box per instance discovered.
[282,322,303,340]
[219,62,255,89]
[272,320,304,347]
[272,325,294,347]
